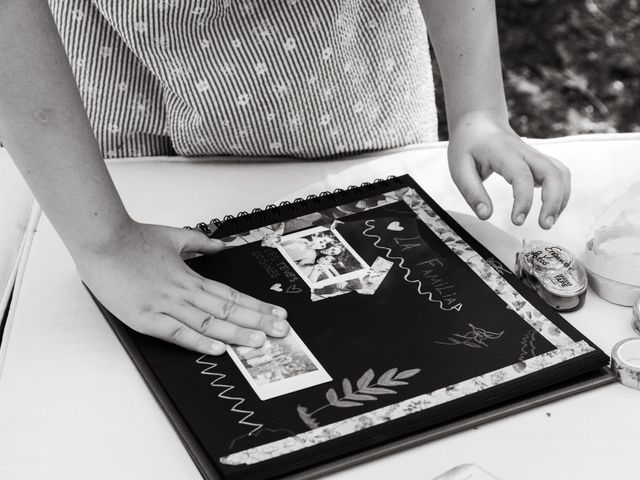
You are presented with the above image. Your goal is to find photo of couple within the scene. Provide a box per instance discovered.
[277,226,369,287]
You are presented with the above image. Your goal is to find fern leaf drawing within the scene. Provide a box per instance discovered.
[331,400,364,408]
[378,368,398,385]
[345,393,377,401]
[298,366,422,429]
[395,368,420,380]
[342,378,353,396]
[356,369,375,390]
[326,388,339,405]
[359,386,396,395]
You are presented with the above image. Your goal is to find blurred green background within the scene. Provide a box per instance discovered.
[432,0,640,139]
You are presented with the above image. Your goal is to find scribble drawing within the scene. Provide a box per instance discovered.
[228,427,295,451]
[518,330,538,361]
[434,323,505,349]
[196,355,263,437]
[297,367,420,429]
[362,219,461,312]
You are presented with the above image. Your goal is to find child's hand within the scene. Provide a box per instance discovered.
[447,110,571,229]
[74,221,289,355]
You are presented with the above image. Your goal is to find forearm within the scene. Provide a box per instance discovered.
[419,0,508,128]
[0,0,132,254]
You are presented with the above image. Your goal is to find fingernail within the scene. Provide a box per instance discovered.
[272,319,289,335]
[545,215,555,228]
[210,341,225,355]
[272,306,287,319]
[476,203,489,217]
[516,213,526,225]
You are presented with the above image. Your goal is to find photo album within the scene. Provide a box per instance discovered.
[91,175,611,480]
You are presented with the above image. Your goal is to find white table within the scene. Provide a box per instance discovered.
[1,134,639,480]
[0,152,35,329]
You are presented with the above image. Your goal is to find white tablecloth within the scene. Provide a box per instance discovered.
[1,134,639,480]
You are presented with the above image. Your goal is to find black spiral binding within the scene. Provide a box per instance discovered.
[186,176,403,238]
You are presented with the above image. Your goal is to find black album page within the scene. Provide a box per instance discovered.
[101,176,608,480]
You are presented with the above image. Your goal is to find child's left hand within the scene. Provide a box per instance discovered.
[447,109,571,229]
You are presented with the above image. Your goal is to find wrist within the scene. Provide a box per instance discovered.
[65,213,137,258]
[448,108,510,136]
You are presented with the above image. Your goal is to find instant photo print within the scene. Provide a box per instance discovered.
[91,175,611,480]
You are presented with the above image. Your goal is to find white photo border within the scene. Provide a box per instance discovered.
[227,329,332,401]
[276,225,370,289]
[213,186,596,466]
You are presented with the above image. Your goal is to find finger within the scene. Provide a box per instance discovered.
[188,289,290,338]
[165,303,269,347]
[497,158,535,226]
[546,156,572,216]
[175,227,226,255]
[522,152,566,229]
[196,276,288,319]
[538,172,565,229]
[449,153,493,220]
[144,313,226,355]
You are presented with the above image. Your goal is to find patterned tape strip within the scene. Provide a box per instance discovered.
[611,338,640,389]
[632,298,640,336]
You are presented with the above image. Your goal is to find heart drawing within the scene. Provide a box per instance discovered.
[387,221,404,232]
[270,283,283,292]
[286,284,302,294]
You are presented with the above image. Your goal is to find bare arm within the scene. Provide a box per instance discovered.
[419,0,507,127]
[419,0,571,229]
[0,0,288,353]
[0,0,131,253]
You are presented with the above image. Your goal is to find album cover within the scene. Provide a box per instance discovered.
[92,175,610,480]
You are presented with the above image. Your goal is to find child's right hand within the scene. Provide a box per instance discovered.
[1,0,290,357]
[74,221,290,355]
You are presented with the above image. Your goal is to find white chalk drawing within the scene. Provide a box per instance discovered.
[387,221,404,231]
[363,219,461,312]
[297,367,420,429]
[399,187,576,350]
[519,330,538,361]
[434,324,505,349]
[286,284,303,294]
[203,185,595,465]
[195,355,263,437]
[228,427,296,452]
[220,340,594,465]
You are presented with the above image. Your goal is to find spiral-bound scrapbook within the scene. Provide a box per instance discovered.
[91,174,612,480]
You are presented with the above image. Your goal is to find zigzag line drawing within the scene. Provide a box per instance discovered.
[362,219,460,311]
[518,330,538,361]
[196,355,263,436]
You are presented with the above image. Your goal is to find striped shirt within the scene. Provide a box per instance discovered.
[49,0,438,159]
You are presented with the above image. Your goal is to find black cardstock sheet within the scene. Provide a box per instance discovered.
[95,176,609,480]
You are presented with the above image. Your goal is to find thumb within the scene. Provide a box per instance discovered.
[449,153,493,220]
[174,228,226,255]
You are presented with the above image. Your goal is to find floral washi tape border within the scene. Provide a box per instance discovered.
[220,340,592,466]
[205,186,593,465]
